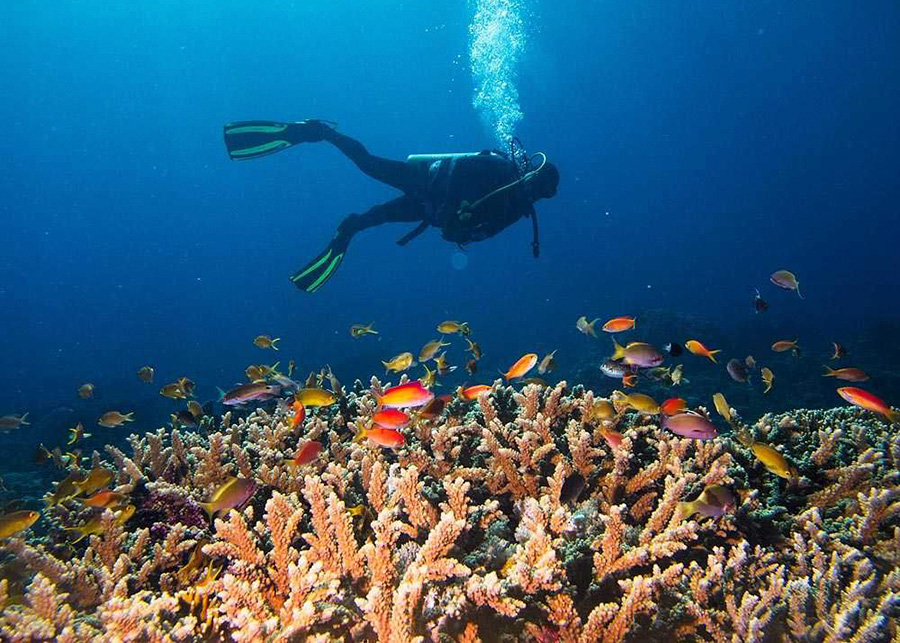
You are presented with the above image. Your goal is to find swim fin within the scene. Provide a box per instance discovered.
[289,236,348,293]
[223,119,335,161]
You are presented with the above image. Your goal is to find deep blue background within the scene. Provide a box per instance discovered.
[1,1,899,472]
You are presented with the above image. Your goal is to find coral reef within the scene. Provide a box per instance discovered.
[1,380,898,642]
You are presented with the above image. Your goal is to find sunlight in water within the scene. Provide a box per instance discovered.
[469,0,526,146]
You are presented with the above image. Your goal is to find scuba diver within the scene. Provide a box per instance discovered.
[223,119,560,293]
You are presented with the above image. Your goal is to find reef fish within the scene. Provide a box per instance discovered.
[599,426,625,449]
[559,472,586,505]
[770,269,803,298]
[290,401,306,429]
[660,398,688,416]
[80,490,128,509]
[712,393,732,425]
[750,442,796,480]
[576,316,599,337]
[46,471,88,506]
[677,485,734,521]
[600,360,636,379]
[753,288,768,313]
[220,382,281,406]
[350,323,378,338]
[611,340,665,368]
[382,352,415,373]
[294,388,337,408]
[372,408,411,429]
[772,340,800,355]
[160,382,188,400]
[836,387,899,424]
[830,342,847,360]
[200,477,257,519]
[761,367,774,394]
[459,384,491,401]
[662,413,718,440]
[611,391,659,415]
[75,467,115,496]
[0,510,41,538]
[503,353,538,380]
[358,426,405,449]
[464,338,482,359]
[537,350,557,374]
[437,320,471,335]
[726,359,750,384]
[0,414,29,431]
[602,316,636,333]
[419,339,450,363]
[822,366,869,382]
[98,411,134,428]
[685,340,721,364]
[285,441,322,467]
[137,366,154,383]
[67,422,90,445]
[418,395,451,420]
[253,335,280,350]
[77,383,95,399]
[379,382,434,409]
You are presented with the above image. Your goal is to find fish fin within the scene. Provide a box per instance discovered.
[675,501,695,522]
[611,339,625,361]
[822,366,836,377]
[199,502,218,522]
[20,413,29,425]
[708,350,721,364]
[588,319,599,337]
[796,284,803,299]
[271,338,280,350]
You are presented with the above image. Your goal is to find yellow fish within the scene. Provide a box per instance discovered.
[610,391,659,415]
[576,316,599,337]
[187,400,204,419]
[0,510,40,538]
[419,364,437,388]
[750,442,796,480]
[294,388,337,407]
[464,337,482,359]
[199,477,257,520]
[75,467,115,496]
[382,352,415,373]
[588,399,616,422]
[437,320,470,335]
[67,422,91,445]
[45,471,88,506]
[712,393,732,424]
[65,505,134,543]
[253,335,280,350]
[160,382,188,399]
[761,367,774,394]
[434,352,456,376]
[418,339,451,363]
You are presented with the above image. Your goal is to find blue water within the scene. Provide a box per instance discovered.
[2,2,899,473]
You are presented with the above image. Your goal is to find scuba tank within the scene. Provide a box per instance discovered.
[406,152,489,172]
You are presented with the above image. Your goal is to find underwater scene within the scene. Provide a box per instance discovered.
[1,1,899,641]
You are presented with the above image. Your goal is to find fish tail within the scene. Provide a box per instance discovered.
[796,284,803,299]
[822,366,836,377]
[708,350,721,364]
[381,361,390,373]
[20,413,29,425]
[216,387,226,402]
[272,338,280,350]
[675,501,695,521]
[611,339,625,361]
[199,502,217,521]
[125,413,134,422]
[588,319,599,337]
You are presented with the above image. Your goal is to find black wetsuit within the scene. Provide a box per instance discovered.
[323,129,535,248]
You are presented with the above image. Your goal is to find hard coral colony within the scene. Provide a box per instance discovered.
[1,379,898,642]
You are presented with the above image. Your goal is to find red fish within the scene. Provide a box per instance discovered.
[602,316,636,333]
[286,440,322,467]
[379,382,434,409]
[459,385,491,401]
[660,398,688,416]
[599,426,624,449]
[822,366,869,382]
[291,401,306,429]
[372,408,411,429]
[359,426,406,449]
[661,412,718,440]
[837,387,899,424]
[503,353,538,380]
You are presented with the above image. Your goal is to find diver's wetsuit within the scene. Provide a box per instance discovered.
[321,128,535,249]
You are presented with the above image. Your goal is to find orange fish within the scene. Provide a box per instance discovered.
[290,401,306,429]
[621,372,637,387]
[458,384,491,401]
[602,316,636,333]
[502,353,538,380]
[771,340,800,355]
[80,490,128,509]
[285,441,322,467]
[822,366,869,382]
[685,340,721,363]
[379,382,434,409]
[358,426,406,449]
[372,408,411,430]
[599,426,624,449]
[660,398,688,416]
[836,387,899,424]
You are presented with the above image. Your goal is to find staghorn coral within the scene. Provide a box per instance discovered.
[0,385,898,642]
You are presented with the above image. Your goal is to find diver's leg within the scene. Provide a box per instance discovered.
[320,129,422,194]
[289,197,421,293]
